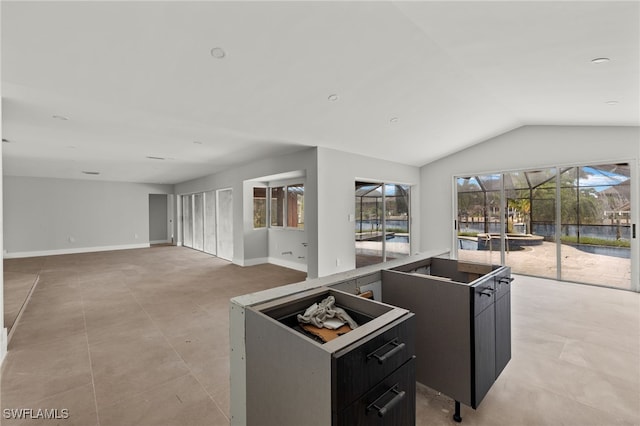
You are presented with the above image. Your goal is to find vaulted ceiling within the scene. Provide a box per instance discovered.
[2,1,638,184]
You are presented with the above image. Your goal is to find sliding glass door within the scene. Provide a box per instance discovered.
[456,174,502,266]
[559,164,631,288]
[355,181,410,268]
[456,163,634,290]
[503,168,557,279]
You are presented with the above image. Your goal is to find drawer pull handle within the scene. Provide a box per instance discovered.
[367,339,405,364]
[479,287,494,297]
[367,384,405,417]
[497,277,514,285]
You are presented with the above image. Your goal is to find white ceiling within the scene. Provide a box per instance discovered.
[2,1,638,185]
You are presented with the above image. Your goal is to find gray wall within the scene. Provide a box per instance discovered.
[242,181,268,263]
[176,146,421,278]
[148,193,169,243]
[3,176,173,256]
[420,125,640,257]
[175,147,319,276]
[316,147,421,277]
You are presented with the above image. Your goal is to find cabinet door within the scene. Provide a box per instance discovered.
[495,292,511,377]
[473,306,496,408]
[334,316,415,410]
[339,358,416,426]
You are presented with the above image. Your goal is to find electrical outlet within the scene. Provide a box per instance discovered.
[336,258,341,266]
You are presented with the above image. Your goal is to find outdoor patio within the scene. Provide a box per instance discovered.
[459,241,631,290]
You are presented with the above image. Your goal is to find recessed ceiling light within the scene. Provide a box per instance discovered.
[591,57,610,64]
[605,100,619,105]
[52,115,69,120]
[210,47,226,59]
[193,140,203,145]
[82,171,100,175]
[146,156,166,160]
[390,117,399,123]
[328,94,339,102]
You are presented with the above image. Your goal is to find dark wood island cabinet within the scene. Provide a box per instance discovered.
[244,287,416,426]
[383,258,512,421]
[231,252,512,425]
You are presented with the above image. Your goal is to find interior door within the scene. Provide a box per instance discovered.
[204,190,217,255]
[182,194,193,248]
[193,193,204,251]
[216,188,233,261]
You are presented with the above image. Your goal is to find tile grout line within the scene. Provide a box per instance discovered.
[79,274,102,426]
[506,366,638,424]
[6,274,41,346]
[122,280,230,423]
[96,370,196,412]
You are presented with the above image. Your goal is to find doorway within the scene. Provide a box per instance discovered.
[355,181,410,268]
[455,162,635,291]
[149,194,169,245]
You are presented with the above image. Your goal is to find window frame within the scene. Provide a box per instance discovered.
[253,186,268,229]
[266,182,305,231]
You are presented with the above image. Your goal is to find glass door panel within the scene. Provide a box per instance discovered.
[384,184,410,262]
[182,194,193,248]
[503,168,557,279]
[204,190,216,255]
[456,174,502,265]
[193,193,204,251]
[355,182,384,267]
[560,164,631,289]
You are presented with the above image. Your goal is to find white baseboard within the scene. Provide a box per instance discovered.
[3,243,151,259]
[236,256,307,272]
[268,256,308,273]
[150,240,171,245]
[241,257,269,267]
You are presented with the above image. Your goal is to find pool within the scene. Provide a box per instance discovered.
[571,244,630,259]
[387,235,409,243]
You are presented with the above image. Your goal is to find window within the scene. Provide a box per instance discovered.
[270,187,285,227]
[253,187,267,228]
[287,184,304,229]
[265,184,304,229]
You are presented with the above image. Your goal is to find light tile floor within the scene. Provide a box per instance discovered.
[1,247,639,425]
